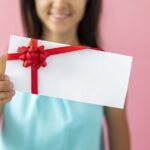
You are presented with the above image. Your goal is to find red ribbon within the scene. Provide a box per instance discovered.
[7,39,102,94]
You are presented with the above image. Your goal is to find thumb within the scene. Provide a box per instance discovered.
[0,55,6,75]
[0,55,6,108]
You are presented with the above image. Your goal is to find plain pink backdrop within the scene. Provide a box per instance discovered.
[0,0,150,150]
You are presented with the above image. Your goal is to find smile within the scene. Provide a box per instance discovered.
[48,12,72,20]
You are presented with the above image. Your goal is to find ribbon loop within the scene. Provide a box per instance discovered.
[17,39,47,69]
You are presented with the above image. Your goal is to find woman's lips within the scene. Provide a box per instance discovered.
[48,12,71,21]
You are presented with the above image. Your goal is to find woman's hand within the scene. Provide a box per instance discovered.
[0,55,15,105]
[0,74,15,105]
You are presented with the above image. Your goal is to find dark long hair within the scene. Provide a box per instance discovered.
[20,0,102,47]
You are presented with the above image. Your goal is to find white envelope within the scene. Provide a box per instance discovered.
[5,35,132,108]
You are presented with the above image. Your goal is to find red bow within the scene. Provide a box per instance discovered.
[7,39,102,94]
[18,39,47,69]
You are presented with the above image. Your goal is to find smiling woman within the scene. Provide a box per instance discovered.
[20,0,101,47]
[35,0,87,34]
[0,0,130,150]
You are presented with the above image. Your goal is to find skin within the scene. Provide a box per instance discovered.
[0,0,130,149]
[35,0,87,45]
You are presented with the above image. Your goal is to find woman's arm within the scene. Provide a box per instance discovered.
[105,105,130,150]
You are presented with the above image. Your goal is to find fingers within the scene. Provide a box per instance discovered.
[0,74,15,105]
[0,74,14,92]
[0,97,13,105]
[0,55,14,105]
[0,91,15,100]
[0,74,10,81]
[0,81,13,91]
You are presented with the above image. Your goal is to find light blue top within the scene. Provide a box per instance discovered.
[0,91,104,150]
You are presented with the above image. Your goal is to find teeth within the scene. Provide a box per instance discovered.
[52,14,68,17]
[48,12,70,19]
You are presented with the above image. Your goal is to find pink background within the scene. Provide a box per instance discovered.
[0,0,150,150]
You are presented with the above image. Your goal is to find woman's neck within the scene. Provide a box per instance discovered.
[42,27,80,46]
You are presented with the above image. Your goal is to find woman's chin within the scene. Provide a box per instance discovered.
[50,29,68,35]
[47,25,72,35]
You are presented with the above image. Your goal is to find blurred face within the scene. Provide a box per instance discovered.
[35,0,87,34]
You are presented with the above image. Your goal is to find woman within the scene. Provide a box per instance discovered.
[0,0,130,149]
